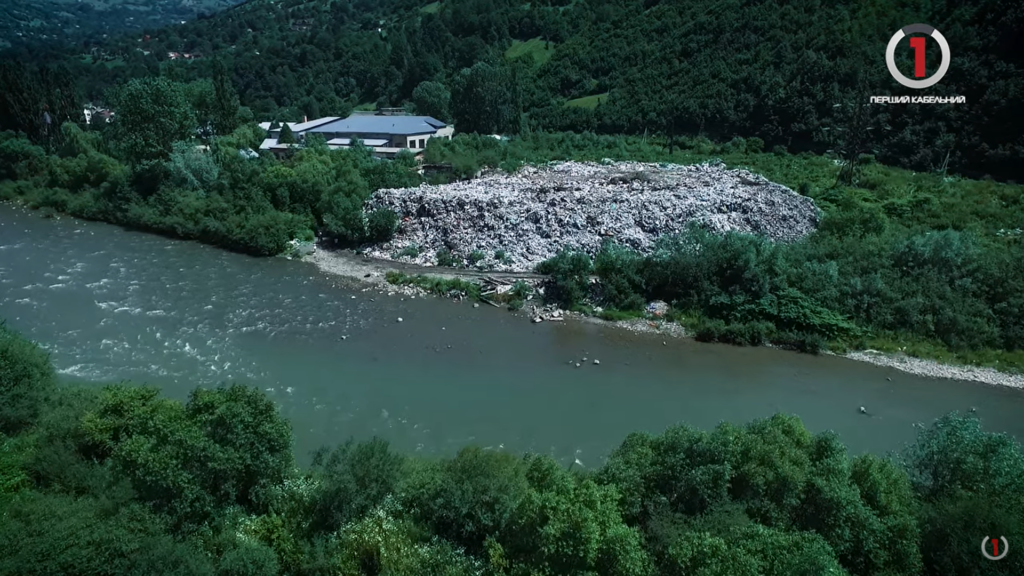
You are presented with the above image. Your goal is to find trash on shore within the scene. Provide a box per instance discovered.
[365,160,820,271]
[647,301,669,317]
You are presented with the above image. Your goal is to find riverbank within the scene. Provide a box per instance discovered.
[304,246,1024,390]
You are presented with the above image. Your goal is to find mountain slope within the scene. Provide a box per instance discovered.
[7,0,1024,180]
[0,0,246,47]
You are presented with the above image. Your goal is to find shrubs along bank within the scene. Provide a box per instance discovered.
[3,116,1024,370]
[366,160,820,271]
[2,322,1023,576]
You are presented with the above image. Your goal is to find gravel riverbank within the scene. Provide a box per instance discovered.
[306,249,1024,389]
[843,351,1024,389]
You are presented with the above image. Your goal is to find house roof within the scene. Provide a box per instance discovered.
[290,116,342,132]
[307,115,447,136]
[257,117,340,132]
[327,137,390,147]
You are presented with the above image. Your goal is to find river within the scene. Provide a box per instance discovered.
[2,204,1023,466]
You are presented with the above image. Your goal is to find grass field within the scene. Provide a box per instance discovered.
[419,1,441,13]
[504,37,555,67]
[565,93,608,108]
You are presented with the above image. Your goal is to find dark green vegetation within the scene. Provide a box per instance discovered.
[0,72,418,256]
[4,0,1021,179]
[2,323,1022,575]
[0,0,244,48]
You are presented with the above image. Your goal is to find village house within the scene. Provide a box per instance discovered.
[257,112,454,159]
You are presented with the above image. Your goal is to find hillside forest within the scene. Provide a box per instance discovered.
[2,0,1021,180]
[0,0,247,48]
[2,322,1023,576]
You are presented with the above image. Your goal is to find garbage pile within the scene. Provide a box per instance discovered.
[364,161,820,272]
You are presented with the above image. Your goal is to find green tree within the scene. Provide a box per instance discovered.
[110,77,196,163]
[451,62,522,135]
[0,322,56,435]
[277,123,297,145]
[80,383,293,530]
[906,413,1024,575]
[535,248,593,308]
[503,454,652,576]
[308,437,405,535]
[166,141,219,192]
[212,60,241,136]
[404,446,530,552]
[0,492,215,576]
[412,80,452,123]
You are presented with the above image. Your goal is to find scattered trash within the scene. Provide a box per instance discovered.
[365,161,819,271]
[647,301,669,317]
[593,359,600,365]
[397,317,403,323]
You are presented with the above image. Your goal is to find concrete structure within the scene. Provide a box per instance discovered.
[258,114,453,158]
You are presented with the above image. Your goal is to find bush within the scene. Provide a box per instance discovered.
[536,249,594,308]
[365,208,398,243]
[468,250,486,266]
[770,331,825,354]
[0,323,56,435]
[694,320,774,346]
[394,244,420,259]
[436,247,458,267]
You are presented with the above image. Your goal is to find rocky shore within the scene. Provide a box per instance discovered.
[364,160,820,271]
[844,350,1024,389]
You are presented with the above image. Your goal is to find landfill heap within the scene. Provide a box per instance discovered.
[364,160,820,272]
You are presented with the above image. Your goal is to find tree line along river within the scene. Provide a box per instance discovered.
[2,203,1023,465]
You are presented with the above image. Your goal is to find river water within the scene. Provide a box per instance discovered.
[2,204,1023,465]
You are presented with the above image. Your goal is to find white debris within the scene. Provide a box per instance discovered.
[364,161,820,271]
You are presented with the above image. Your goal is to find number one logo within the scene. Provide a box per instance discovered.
[982,536,1009,560]
[909,36,926,77]
[885,24,950,89]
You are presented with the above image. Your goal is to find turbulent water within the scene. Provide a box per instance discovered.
[2,203,1023,465]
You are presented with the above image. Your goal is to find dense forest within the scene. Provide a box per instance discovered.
[0,0,246,48]
[2,0,1021,179]
[2,322,1023,575]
